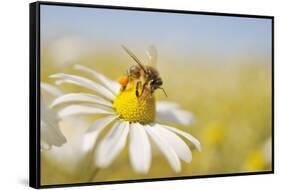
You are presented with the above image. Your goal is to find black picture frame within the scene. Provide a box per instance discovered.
[29,1,274,189]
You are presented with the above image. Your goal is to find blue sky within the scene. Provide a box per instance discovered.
[41,5,272,60]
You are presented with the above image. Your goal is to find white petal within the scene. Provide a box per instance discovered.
[58,104,114,118]
[50,73,115,100]
[129,123,151,174]
[41,123,66,146]
[144,125,181,173]
[50,93,113,108]
[82,116,116,152]
[40,139,51,151]
[160,125,201,152]
[82,131,99,153]
[55,79,79,86]
[41,100,66,148]
[154,124,192,163]
[156,101,194,125]
[85,103,114,112]
[74,64,120,95]
[41,83,63,97]
[156,101,179,111]
[156,110,194,126]
[86,115,117,133]
[96,121,129,168]
[41,121,65,148]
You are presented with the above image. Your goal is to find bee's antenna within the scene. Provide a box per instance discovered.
[159,87,168,97]
[122,45,147,73]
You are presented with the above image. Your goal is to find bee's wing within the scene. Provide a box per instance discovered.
[122,45,146,72]
[146,45,158,67]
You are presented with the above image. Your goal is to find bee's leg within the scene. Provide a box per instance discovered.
[140,80,149,97]
[120,85,126,91]
[136,81,142,97]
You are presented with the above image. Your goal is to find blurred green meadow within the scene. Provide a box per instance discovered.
[41,47,272,185]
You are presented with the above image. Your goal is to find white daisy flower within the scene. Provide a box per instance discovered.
[43,117,92,173]
[42,84,95,173]
[41,83,67,150]
[50,64,201,174]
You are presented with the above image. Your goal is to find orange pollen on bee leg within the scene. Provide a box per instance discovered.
[117,75,129,87]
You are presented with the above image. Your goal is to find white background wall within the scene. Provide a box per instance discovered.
[0,0,278,189]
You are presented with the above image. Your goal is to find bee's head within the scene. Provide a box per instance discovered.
[150,78,162,89]
[150,77,167,97]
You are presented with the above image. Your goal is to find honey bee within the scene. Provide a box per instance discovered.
[118,45,167,98]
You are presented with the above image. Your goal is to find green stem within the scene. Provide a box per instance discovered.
[89,167,100,181]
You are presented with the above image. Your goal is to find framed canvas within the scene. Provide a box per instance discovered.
[29,1,274,189]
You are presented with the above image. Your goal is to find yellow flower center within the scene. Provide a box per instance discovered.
[113,83,155,124]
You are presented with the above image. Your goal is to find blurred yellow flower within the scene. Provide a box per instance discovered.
[202,122,225,146]
[243,150,266,171]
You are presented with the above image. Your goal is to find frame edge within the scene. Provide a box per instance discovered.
[31,1,274,188]
[29,1,41,189]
